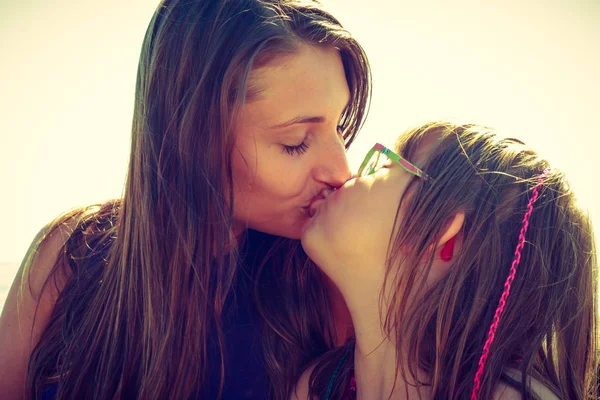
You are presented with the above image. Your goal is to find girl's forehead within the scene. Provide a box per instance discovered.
[395,131,441,169]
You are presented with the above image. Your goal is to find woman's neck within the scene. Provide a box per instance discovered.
[211,223,246,256]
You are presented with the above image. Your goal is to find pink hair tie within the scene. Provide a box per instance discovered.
[471,168,550,400]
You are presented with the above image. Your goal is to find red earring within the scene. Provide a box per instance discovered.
[440,236,456,262]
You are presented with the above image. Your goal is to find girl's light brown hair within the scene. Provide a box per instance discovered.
[23,1,371,399]
[310,121,597,399]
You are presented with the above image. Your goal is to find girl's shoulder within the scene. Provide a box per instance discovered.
[291,365,562,400]
[493,369,560,400]
[290,363,316,400]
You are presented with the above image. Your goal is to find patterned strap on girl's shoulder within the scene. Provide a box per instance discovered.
[324,346,352,400]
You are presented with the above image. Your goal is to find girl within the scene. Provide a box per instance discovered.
[0,0,371,399]
[297,121,597,399]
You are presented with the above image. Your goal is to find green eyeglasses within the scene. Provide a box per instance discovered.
[357,143,430,180]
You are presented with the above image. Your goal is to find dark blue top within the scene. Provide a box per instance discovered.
[40,266,269,399]
[201,267,270,399]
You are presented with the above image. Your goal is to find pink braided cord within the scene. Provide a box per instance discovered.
[471,168,550,400]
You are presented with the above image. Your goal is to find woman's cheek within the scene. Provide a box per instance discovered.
[271,159,309,195]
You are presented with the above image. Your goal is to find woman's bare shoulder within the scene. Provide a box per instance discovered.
[0,201,118,398]
[20,201,118,299]
[0,214,78,398]
[24,221,76,297]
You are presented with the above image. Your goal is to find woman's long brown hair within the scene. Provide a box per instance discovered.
[23,1,371,399]
[310,122,598,399]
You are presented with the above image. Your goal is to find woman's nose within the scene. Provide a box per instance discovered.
[313,136,352,188]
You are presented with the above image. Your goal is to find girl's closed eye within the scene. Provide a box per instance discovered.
[372,159,394,175]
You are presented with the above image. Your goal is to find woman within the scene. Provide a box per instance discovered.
[0,0,371,399]
[296,122,597,399]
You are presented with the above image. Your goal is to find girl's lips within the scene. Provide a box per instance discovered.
[308,197,326,217]
[307,187,336,217]
[307,194,326,217]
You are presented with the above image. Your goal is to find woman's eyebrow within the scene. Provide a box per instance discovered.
[269,96,351,130]
[269,115,325,129]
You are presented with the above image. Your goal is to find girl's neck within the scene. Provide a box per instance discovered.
[353,337,430,399]
[339,270,431,399]
[323,275,354,346]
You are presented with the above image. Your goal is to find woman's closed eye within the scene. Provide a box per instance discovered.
[282,123,345,156]
[282,140,309,156]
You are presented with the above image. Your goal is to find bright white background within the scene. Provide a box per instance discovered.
[1,0,599,307]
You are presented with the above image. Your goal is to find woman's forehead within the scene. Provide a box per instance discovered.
[241,45,350,128]
[246,45,347,101]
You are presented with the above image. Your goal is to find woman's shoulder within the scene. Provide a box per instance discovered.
[0,205,90,397]
[9,199,120,310]
[493,369,560,400]
[30,200,120,279]
[0,200,120,398]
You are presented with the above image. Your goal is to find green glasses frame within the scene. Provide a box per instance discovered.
[357,143,431,180]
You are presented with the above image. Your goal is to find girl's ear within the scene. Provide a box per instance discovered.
[425,211,466,283]
[435,211,465,262]
[438,211,465,249]
[422,211,465,258]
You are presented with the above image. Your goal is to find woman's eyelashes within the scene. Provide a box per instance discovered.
[281,124,344,156]
[282,141,309,156]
